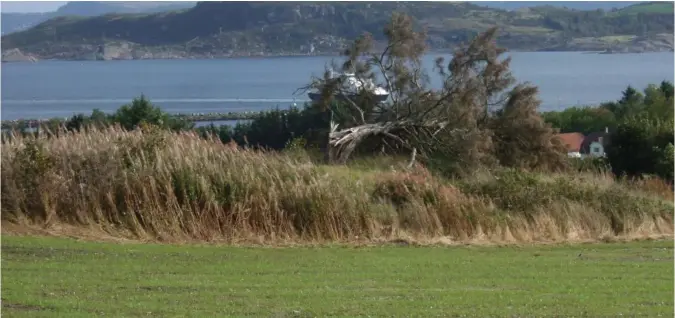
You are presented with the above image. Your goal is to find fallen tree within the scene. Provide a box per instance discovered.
[300,12,568,172]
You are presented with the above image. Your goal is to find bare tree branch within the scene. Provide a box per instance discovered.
[406,148,417,169]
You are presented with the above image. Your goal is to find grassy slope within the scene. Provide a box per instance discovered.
[2,235,673,317]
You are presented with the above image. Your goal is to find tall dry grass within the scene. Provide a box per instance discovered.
[1,125,672,244]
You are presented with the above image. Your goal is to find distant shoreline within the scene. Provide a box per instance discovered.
[2,48,672,64]
[0,112,259,129]
[0,103,607,129]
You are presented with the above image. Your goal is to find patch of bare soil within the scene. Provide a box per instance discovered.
[1,299,53,312]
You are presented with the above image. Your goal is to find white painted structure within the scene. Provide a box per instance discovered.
[587,140,606,157]
[567,151,582,158]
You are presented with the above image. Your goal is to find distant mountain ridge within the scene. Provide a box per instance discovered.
[1,1,196,34]
[470,2,641,11]
[0,1,644,35]
[53,1,196,16]
[2,1,672,61]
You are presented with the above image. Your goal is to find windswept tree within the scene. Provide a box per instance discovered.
[301,12,567,172]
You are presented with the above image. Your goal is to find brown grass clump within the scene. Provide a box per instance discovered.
[630,176,674,202]
[1,126,672,245]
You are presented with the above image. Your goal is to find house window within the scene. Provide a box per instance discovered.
[592,146,600,153]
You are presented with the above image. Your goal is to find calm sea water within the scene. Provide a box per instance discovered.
[1,52,673,121]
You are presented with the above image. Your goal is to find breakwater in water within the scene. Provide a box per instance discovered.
[1,111,260,130]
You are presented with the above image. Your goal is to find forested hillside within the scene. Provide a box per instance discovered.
[2,1,672,61]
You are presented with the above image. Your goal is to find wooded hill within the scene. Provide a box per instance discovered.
[2,1,673,60]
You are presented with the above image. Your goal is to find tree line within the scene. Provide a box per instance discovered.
[542,81,673,135]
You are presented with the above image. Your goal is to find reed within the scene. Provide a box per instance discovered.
[2,125,672,244]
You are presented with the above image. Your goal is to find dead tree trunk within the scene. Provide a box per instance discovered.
[327,120,450,164]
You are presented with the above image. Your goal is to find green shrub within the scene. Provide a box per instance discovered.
[113,95,193,132]
[606,115,674,181]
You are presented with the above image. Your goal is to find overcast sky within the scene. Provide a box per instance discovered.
[1,1,67,13]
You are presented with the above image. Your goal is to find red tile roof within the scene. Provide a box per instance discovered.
[556,132,585,152]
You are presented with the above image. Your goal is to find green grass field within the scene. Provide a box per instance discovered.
[2,235,673,317]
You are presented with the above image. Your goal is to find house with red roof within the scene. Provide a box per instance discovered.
[556,132,585,158]
[556,128,610,159]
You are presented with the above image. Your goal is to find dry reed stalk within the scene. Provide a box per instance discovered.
[2,126,672,245]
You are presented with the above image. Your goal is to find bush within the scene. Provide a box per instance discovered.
[606,115,674,182]
[113,95,193,131]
